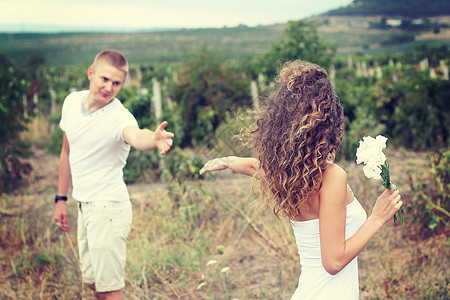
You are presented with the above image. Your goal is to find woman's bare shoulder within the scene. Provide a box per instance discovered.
[320,163,348,204]
[321,163,348,191]
[323,163,347,179]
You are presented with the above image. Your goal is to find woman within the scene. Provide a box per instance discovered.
[200,60,402,299]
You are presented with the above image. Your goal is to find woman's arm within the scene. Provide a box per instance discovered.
[319,164,402,275]
[199,156,260,177]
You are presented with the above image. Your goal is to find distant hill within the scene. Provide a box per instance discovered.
[0,25,287,66]
[1,1,449,67]
[314,15,450,55]
[327,0,450,17]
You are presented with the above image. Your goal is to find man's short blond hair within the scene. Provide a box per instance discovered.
[91,50,128,74]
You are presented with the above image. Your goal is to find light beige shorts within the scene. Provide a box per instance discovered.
[77,201,132,293]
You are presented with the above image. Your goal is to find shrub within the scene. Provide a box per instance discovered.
[407,149,449,238]
[167,48,252,147]
[335,63,449,153]
[0,55,33,193]
[388,76,449,150]
[123,149,161,183]
[253,20,336,80]
[161,147,204,184]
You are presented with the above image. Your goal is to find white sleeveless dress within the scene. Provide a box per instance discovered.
[290,198,367,300]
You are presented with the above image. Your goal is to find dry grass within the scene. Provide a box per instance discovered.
[20,114,58,149]
[0,148,448,299]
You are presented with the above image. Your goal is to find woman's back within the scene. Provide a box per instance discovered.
[290,198,367,299]
[292,163,356,222]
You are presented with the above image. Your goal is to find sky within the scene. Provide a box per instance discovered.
[0,0,354,32]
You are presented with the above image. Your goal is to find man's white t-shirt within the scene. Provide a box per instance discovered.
[59,90,138,202]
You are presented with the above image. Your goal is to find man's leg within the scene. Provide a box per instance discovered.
[84,201,132,296]
[85,283,124,300]
[96,289,124,300]
[78,203,96,290]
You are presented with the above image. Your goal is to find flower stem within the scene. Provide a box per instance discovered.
[380,163,404,224]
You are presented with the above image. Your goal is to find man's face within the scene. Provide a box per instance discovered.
[87,62,126,106]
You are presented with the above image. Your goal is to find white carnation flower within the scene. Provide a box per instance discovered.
[356,136,387,166]
[356,135,388,180]
[369,148,386,166]
[363,163,382,180]
[375,135,388,150]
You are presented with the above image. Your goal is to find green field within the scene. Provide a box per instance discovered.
[0,25,286,66]
[1,16,449,66]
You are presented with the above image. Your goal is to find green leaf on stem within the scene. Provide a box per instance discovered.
[379,163,404,224]
[380,163,391,189]
[398,208,404,224]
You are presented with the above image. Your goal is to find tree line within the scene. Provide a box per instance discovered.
[327,0,450,18]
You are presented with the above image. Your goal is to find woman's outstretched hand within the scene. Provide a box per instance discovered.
[371,187,403,225]
[200,157,260,177]
[199,157,229,175]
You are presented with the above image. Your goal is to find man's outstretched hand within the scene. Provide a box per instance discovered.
[154,121,174,155]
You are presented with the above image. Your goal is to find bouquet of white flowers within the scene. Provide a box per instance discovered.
[356,135,404,223]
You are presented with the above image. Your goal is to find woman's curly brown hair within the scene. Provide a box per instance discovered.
[253,60,344,220]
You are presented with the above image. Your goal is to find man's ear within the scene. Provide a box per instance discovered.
[87,66,93,81]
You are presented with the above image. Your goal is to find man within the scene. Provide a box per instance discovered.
[54,49,173,299]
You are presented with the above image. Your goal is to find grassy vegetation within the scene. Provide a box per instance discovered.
[0,115,448,299]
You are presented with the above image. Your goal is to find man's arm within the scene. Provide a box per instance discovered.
[123,121,174,155]
[54,133,71,232]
